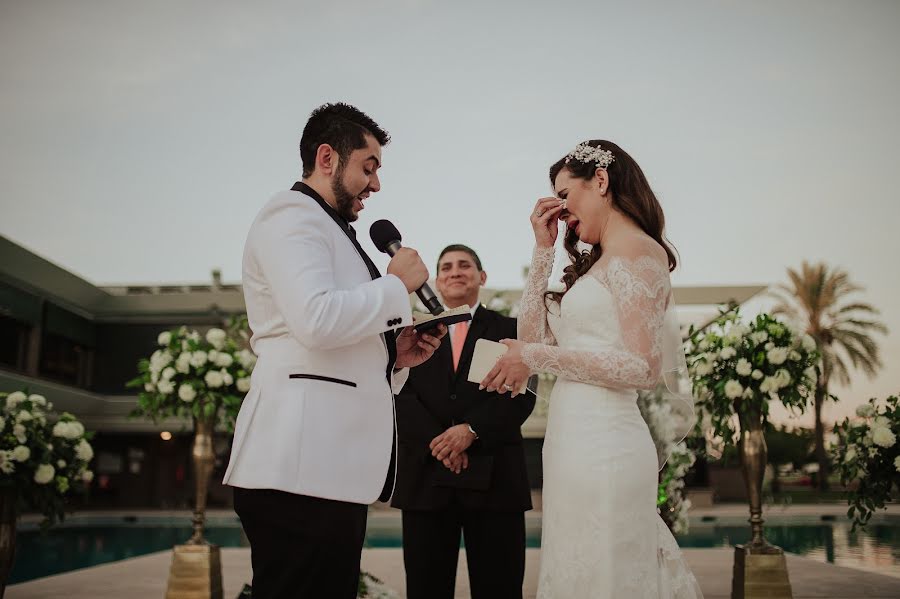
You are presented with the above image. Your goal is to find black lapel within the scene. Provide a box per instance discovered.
[291,182,397,374]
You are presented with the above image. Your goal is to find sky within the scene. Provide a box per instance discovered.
[2,0,898,425]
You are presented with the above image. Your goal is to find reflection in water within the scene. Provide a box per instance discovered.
[11,519,900,584]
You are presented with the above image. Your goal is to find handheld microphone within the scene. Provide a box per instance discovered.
[370,219,444,315]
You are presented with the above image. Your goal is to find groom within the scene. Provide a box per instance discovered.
[223,103,445,598]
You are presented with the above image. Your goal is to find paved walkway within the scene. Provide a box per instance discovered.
[8,546,900,599]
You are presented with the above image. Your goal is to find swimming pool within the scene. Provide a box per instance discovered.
[10,512,900,584]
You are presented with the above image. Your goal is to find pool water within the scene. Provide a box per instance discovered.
[10,513,900,584]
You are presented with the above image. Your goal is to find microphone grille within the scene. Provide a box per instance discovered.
[369,219,402,253]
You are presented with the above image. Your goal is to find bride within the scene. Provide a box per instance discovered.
[481,140,703,598]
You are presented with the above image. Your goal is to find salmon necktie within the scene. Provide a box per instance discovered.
[451,320,469,372]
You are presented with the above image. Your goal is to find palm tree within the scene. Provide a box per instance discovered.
[771,262,887,491]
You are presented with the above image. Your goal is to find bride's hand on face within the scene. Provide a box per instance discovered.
[530,197,564,249]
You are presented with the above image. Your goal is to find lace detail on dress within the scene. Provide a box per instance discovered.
[657,517,705,598]
[521,253,671,390]
[517,245,558,346]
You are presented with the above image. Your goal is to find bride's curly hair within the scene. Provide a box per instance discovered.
[545,140,677,306]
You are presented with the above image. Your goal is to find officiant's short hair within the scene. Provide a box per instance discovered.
[300,103,390,177]
[438,244,483,272]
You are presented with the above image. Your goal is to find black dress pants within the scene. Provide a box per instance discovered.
[401,505,526,599]
[234,487,368,599]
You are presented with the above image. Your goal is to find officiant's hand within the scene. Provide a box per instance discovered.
[430,424,476,466]
[531,197,565,248]
[442,451,469,475]
[480,339,530,397]
[394,324,446,368]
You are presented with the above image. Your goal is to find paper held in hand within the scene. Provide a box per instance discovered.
[466,338,528,394]
[412,304,472,332]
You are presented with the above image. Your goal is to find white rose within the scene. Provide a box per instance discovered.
[750,331,769,345]
[176,353,191,374]
[742,387,754,399]
[150,370,159,384]
[719,346,737,360]
[693,356,714,376]
[774,369,792,389]
[238,349,257,370]
[698,339,710,351]
[29,394,47,406]
[150,349,173,371]
[12,445,30,462]
[724,380,744,399]
[162,367,176,381]
[221,370,233,386]
[844,447,857,462]
[802,334,817,352]
[760,377,774,393]
[215,353,234,368]
[804,366,818,386]
[875,416,889,428]
[76,439,94,462]
[5,391,27,411]
[144,382,156,393]
[736,358,753,377]
[765,341,775,351]
[13,423,26,443]
[768,391,780,402]
[767,347,789,365]
[856,404,876,418]
[789,351,801,361]
[869,447,879,458]
[178,384,197,402]
[207,350,219,363]
[16,411,32,423]
[205,328,227,350]
[82,469,95,483]
[190,351,208,368]
[34,464,55,485]
[57,459,67,468]
[157,380,175,395]
[751,369,764,380]
[894,456,900,473]
[0,451,13,474]
[236,378,251,393]
[158,331,172,346]
[204,370,224,389]
[46,443,53,451]
[872,427,896,449]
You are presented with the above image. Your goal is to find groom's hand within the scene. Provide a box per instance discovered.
[394,324,446,368]
[430,424,476,463]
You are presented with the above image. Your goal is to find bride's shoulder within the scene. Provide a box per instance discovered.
[603,233,668,270]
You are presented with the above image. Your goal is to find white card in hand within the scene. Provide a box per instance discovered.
[466,338,527,394]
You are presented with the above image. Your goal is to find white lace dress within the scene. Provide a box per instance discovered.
[519,240,703,599]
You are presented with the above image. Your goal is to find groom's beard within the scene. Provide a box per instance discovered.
[332,165,360,223]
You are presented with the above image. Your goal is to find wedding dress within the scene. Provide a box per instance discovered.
[518,238,703,598]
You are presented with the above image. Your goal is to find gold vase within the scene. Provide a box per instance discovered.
[165,412,223,599]
[731,401,793,599]
[0,488,16,599]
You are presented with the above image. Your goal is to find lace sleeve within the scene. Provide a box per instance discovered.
[521,253,671,390]
[517,246,558,345]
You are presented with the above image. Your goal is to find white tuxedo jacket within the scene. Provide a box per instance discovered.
[222,183,413,504]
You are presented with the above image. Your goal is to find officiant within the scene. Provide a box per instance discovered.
[392,244,536,599]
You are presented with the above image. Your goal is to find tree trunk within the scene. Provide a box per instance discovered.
[814,377,830,492]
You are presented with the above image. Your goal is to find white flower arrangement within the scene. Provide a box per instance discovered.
[685,308,820,446]
[0,390,94,525]
[128,323,256,430]
[833,394,900,530]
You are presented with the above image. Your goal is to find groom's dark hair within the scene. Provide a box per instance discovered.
[300,103,390,177]
[438,244,483,271]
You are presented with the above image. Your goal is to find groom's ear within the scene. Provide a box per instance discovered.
[316,144,340,177]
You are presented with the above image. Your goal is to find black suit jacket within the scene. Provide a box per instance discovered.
[391,306,535,512]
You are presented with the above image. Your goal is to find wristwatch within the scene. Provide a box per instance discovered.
[466,424,478,439]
